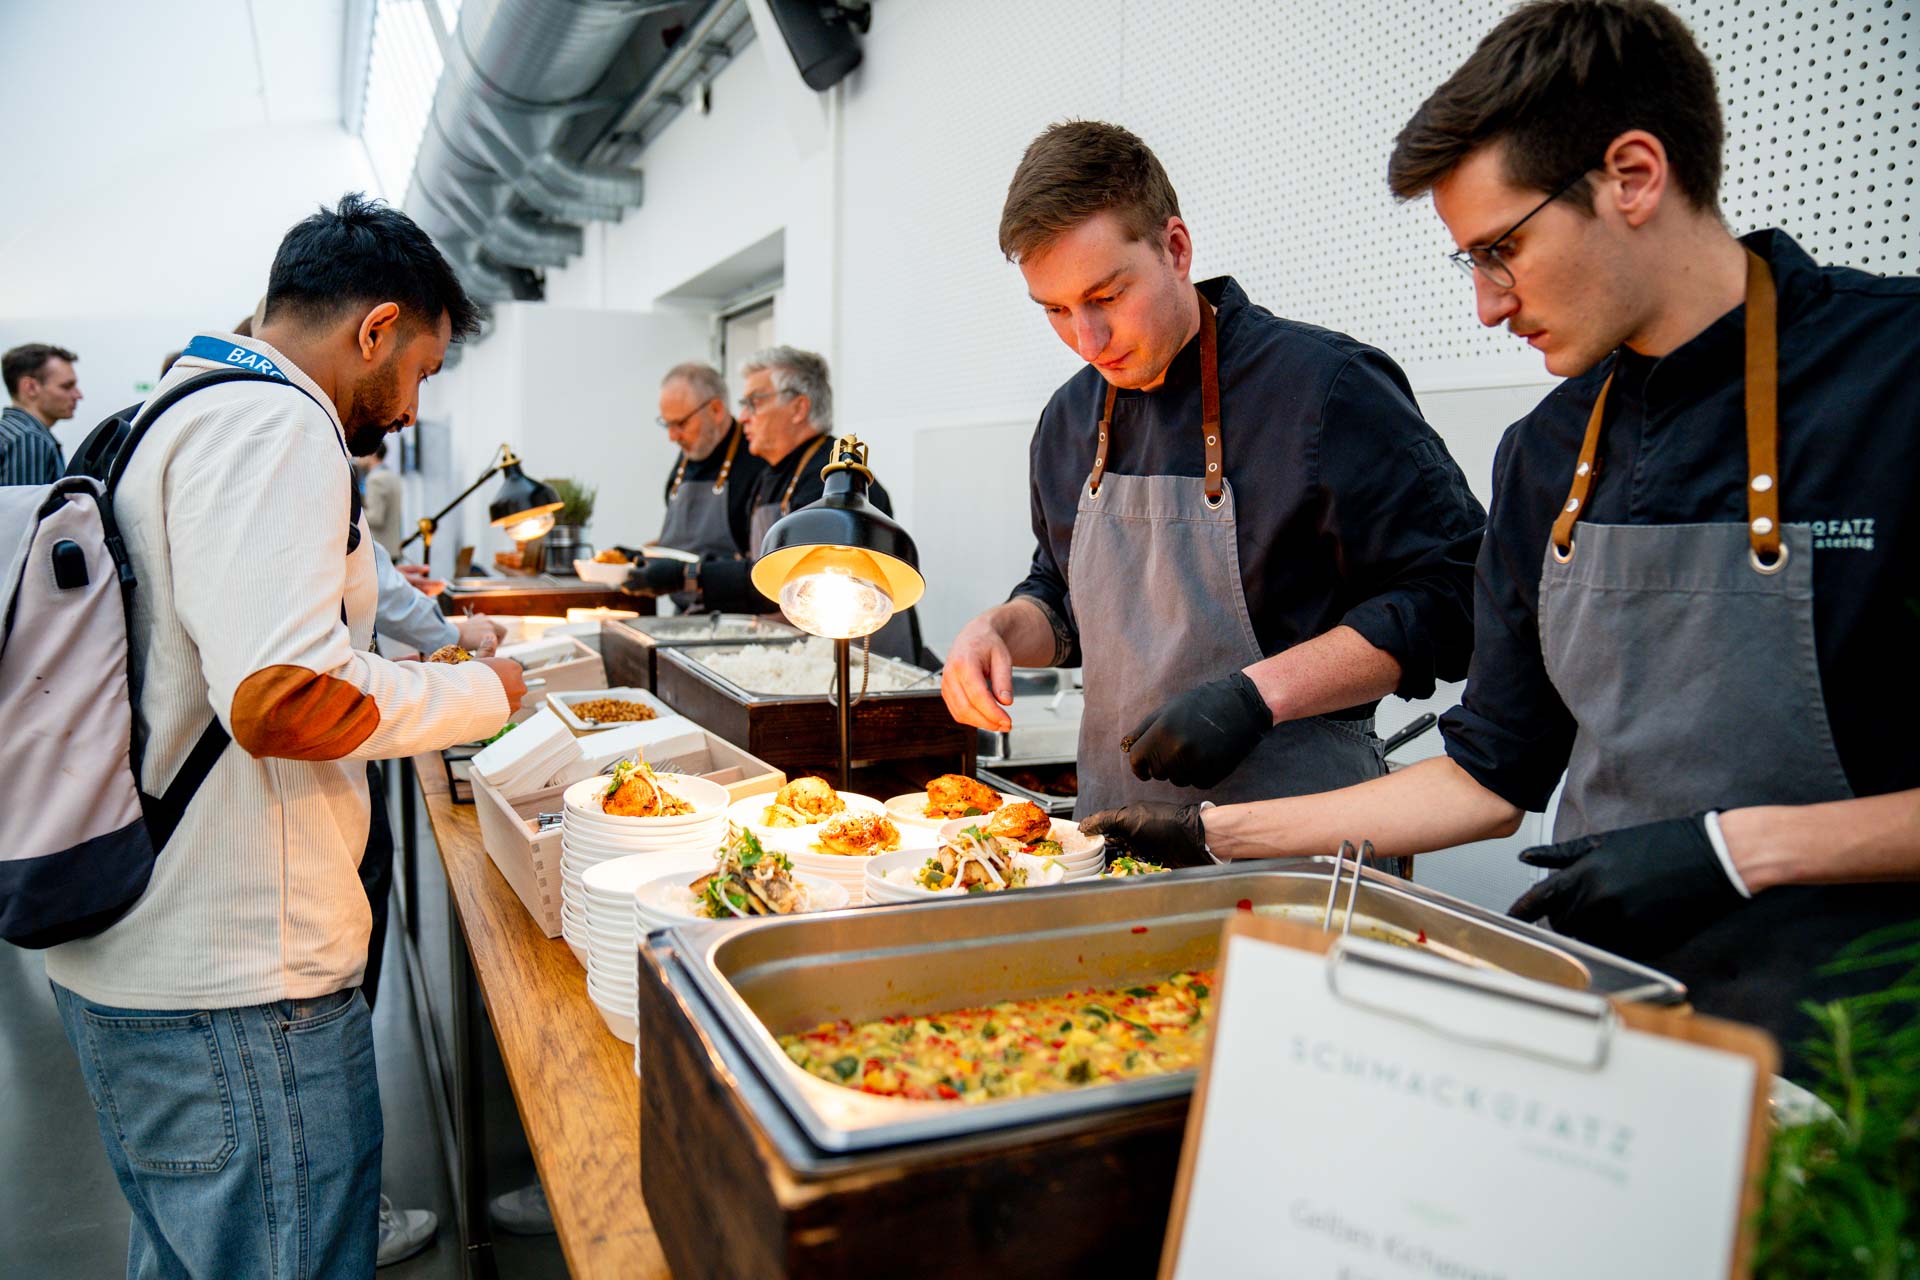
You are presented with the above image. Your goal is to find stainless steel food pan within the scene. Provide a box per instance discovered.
[662,860,1683,1153]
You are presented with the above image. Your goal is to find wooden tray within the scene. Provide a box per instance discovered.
[650,643,973,777]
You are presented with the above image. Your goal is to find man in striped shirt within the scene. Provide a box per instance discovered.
[0,342,81,484]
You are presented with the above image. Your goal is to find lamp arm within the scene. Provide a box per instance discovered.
[396,447,510,553]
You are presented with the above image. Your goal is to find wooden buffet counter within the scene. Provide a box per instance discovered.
[411,753,670,1279]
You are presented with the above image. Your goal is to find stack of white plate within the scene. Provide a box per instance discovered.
[578,855,662,1043]
[559,773,729,967]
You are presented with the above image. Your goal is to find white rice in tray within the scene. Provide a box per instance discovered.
[691,640,929,696]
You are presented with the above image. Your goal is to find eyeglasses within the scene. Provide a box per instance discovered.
[655,401,714,432]
[1447,169,1593,291]
[737,388,791,416]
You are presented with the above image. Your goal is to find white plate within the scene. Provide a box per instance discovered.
[572,558,632,585]
[725,790,884,838]
[864,848,1069,898]
[547,687,676,734]
[563,774,730,825]
[882,788,1010,830]
[582,852,678,898]
[640,542,700,563]
[936,816,1102,860]
[634,869,849,925]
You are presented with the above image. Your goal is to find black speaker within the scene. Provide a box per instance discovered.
[764,0,868,91]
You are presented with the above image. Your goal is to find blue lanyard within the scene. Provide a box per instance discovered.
[182,335,291,382]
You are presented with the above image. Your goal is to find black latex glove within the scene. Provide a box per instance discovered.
[621,558,686,597]
[1079,802,1211,868]
[1124,671,1272,788]
[1508,814,1743,955]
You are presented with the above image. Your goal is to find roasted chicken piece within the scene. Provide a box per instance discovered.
[426,645,472,664]
[984,801,1052,845]
[593,547,631,564]
[769,776,844,823]
[816,811,901,856]
[602,759,694,818]
[923,773,1001,819]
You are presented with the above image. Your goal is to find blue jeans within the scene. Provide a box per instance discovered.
[52,984,382,1279]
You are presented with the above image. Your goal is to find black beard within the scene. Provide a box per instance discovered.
[346,421,393,457]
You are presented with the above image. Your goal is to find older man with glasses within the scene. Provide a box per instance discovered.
[616,362,767,610]
[630,345,922,659]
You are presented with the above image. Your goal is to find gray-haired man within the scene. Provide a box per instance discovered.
[653,346,919,658]
[619,362,767,607]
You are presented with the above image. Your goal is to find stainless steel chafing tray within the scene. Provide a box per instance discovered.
[656,860,1684,1154]
[626,613,802,644]
[974,667,1083,766]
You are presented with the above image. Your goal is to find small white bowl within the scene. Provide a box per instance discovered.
[573,558,632,586]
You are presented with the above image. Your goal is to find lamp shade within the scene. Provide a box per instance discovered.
[752,437,923,638]
[489,461,563,541]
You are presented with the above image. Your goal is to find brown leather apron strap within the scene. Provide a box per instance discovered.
[779,434,829,515]
[1088,287,1222,502]
[1550,249,1782,570]
[711,423,742,495]
[666,453,691,500]
[1743,252,1783,566]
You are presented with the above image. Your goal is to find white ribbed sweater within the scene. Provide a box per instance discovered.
[45,335,510,1009]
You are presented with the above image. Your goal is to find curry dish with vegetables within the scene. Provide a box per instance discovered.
[779,970,1215,1102]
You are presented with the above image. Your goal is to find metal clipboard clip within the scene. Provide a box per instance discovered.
[1318,840,1618,1073]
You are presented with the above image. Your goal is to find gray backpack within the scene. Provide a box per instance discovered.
[0,369,310,946]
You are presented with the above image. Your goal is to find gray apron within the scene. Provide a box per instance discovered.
[750,435,917,662]
[659,427,744,612]
[1068,288,1385,818]
[1538,251,1919,1060]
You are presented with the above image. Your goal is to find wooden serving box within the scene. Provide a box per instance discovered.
[635,940,1186,1280]
[650,642,973,778]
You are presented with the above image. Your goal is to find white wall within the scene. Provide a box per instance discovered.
[0,1,370,453]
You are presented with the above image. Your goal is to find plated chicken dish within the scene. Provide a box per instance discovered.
[602,759,695,818]
[913,825,1053,893]
[814,811,902,857]
[761,776,846,827]
[922,773,1002,819]
[779,970,1215,1102]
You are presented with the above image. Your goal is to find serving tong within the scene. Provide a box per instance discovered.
[1319,839,1377,934]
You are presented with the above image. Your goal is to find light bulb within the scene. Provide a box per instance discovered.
[780,564,894,638]
[501,511,556,542]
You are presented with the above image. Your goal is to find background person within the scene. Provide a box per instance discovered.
[614,361,767,611]
[357,439,406,556]
[1,341,82,485]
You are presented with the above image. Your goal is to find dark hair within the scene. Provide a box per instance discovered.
[4,343,78,398]
[999,121,1182,263]
[1389,0,1723,213]
[374,440,388,461]
[264,192,482,342]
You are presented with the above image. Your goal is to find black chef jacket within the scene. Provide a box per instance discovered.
[659,421,769,558]
[1442,229,1920,810]
[701,433,898,615]
[1010,275,1485,714]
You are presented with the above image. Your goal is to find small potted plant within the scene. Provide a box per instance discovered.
[541,477,597,573]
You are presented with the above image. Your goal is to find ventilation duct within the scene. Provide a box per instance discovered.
[408,0,688,301]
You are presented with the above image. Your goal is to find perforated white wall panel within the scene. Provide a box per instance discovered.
[841,0,1916,401]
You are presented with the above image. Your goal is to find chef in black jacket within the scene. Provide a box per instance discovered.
[942,121,1485,819]
[1095,0,1920,1068]
[620,361,768,611]
[655,345,920,660]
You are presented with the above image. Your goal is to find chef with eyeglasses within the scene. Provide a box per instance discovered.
[1088,0,1920,1071]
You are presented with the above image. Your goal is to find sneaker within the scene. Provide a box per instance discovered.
[377,1194,437,1267]
[487,1182,555,1235]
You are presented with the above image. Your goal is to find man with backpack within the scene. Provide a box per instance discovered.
[36,194,523,1277]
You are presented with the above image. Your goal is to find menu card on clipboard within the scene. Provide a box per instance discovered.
[1160,914,1777,1280]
